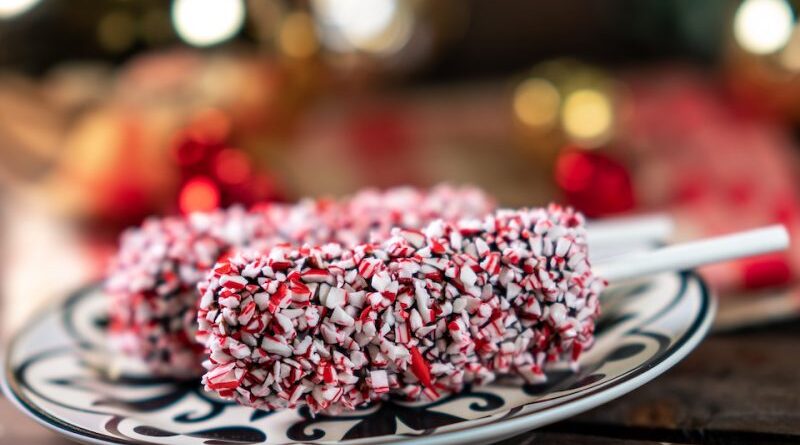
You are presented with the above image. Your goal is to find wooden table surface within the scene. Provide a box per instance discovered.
[2,322,799,445]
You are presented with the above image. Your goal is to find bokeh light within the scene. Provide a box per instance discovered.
[315,0,396,44]
[734,0,795,55]
[179,176,221,214]
[0,0,41,19]
[513,78,561,130]
[0,0,40,18]
[312,0,412,55]
[172,0,246,47]
[561,89,613,145]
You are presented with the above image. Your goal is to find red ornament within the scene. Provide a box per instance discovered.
[741,254,792,289]
[171,110,284,214]
[214,149,252,185]
[555,149,636,217]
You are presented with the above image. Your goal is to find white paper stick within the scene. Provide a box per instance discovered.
[595,225,790,282]
[586,213,674,248]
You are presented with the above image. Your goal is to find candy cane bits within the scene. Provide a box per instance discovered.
[196,205,605,414]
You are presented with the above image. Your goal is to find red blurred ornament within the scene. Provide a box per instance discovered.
[172,110,232,177]
[741,254,793,290]
[172,110,284,214]
[555,149,636,217]
[214,149,252,185]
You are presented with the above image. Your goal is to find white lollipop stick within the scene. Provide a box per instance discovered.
[595,225,790,282]
[586,213,674,248]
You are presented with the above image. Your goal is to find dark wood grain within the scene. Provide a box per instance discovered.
[535,322,800,444]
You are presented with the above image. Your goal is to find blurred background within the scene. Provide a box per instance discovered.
[1,0,800,334]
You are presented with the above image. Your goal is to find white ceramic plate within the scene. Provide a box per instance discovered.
[2,271,714,445]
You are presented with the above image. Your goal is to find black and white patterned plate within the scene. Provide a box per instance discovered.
[2,271,714,445]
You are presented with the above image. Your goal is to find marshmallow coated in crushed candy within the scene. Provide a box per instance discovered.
[197,205,606,413]
[105,185,494,377]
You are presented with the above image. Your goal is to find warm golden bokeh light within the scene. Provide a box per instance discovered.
[562,88,613,145]
[513,78,561,130]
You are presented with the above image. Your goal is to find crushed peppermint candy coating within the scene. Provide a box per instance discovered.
[106,185,494,377]
[196,205,606,413]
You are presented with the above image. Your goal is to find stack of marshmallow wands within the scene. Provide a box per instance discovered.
[196,204,788,414]
[106,185,496,378]
[105,179,670,379]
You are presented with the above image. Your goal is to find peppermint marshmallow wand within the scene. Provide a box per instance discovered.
[197,206,604,413]
[196,207,787,415]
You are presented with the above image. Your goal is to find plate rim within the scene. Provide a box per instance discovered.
[1,272,716,445]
